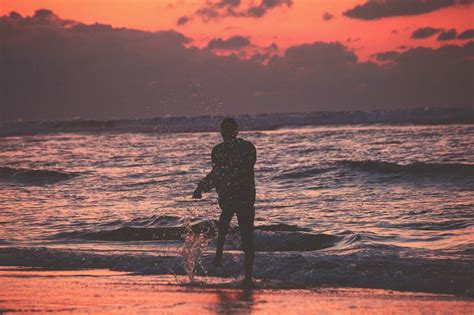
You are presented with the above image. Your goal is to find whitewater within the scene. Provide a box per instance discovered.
[0,120,473,296]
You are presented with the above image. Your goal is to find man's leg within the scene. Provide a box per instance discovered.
[236,204,255,283]
[214,209,233,268]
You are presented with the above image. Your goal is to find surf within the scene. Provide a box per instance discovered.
[50,217,348,252]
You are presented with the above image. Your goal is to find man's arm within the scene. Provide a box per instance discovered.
[192,147,217,199]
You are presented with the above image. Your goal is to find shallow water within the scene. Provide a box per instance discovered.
[2,267,473,314]
[0,124,473,295]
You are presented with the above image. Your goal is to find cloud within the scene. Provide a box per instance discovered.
[411,27,442,39]
[8,11,23,19]
[33,8,55,18]
[249,43,279,63]
[266,43,279,52]
[280,42,358,66]
[205,36,279,63]
[374,51,401,61]
[368,42,473,109]
[1,10,473,121]
[458,29,474,39]
[322,12,334,21]
[192,0,292,22]
[176,15,191,26]
[265,41,473,111]
[246,0,293,18]
[437,29,457,40]
[207,35,251,50]
[344,0,474,20]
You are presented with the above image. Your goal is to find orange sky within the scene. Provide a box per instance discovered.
[1,0,473,59]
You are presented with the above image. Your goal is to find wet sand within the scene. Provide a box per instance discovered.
[0,266,472,314]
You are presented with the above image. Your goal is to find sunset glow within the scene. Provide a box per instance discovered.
[2,0,473,60]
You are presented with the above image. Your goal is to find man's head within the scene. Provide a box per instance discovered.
[220,118,238,141]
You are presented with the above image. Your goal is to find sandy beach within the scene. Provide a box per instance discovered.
[1,266,472,314]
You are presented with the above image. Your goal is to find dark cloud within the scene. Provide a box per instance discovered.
[411,27,443,39]
[280,42,358,66]
[245,0,293,18]
[458,29,474,39]
[33,8,55,18]
[264,41,473,112]
[194,0,292,22]
[374,51,401,61]
[8,11,23,19]
[176,15,191,26]
[438,29,457,40]
[322,12,334,21]
[216,0,241,8]
[266,43,279,52]
[250,53,270,63]
[207,35,251,50]
[249,43,279,64]
[1,10,472,122]
[344,0,474,20]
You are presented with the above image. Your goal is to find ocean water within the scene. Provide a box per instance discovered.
[0,122,473,295]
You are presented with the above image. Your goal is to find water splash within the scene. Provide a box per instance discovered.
[180,205,217,282]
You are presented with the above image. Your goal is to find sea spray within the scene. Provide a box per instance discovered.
[181,218,208,281]
[181,204,217,282]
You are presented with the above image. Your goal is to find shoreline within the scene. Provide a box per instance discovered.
[1,246,473,298]
[1,266,473,314]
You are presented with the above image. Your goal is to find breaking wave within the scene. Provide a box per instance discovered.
[50,217,347,252]
[0,166,79,185]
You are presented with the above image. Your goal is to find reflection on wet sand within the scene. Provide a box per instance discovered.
[214,288,254,314]
[1,267,472,314]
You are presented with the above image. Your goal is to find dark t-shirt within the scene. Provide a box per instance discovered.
[199,138,256,205]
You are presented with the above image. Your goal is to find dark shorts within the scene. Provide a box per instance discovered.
[217,201,255,253]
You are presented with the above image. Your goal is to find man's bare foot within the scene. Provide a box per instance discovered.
[212,255,222,268]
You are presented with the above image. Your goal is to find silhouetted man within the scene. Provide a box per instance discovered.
[193,118,256,285]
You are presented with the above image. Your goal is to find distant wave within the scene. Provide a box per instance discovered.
[0,166,79,185]
[0,246,472,296]
[339,160,474,176]
[385,220,472,231]
[1,108,473,137]
[274,160,474,182]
